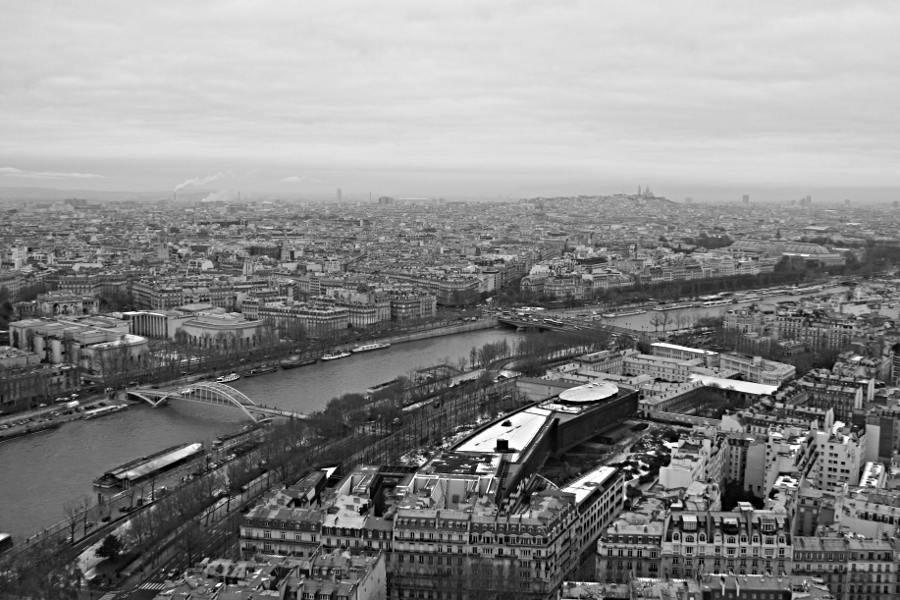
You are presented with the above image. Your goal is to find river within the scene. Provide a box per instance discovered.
[0,328,522,537]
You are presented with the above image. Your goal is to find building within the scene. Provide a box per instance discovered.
[804,424,865,494]
[0,345,41,369]
[718,353,796,386]
[658,436,725,491]
[8,316,148,376]
[0,364,80,413]
[651,342,720,368]
[34,290,99,317]
[148,552,387,600]
[559,466,625,579]
[698,573,835,600]
[623,351,704,382]
[177,311,268,351]
[597,501,666,582]
[600,506,793,583]
[660,509,792,580]
[792,536,899,600]
[831,487,900,539]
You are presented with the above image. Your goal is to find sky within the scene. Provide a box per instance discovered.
[1,1,899,202]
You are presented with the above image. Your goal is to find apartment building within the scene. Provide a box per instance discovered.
[805,425,865,493]
[792,536,899,600]
[832,487,900,539]
[597,501,666,582]
[660,509,792,579]
[659,436,726,491]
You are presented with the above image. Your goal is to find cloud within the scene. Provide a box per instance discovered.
[174,172,225,193]
[0,166,105,179]
[280,175,323,184]
[1,2,899,196]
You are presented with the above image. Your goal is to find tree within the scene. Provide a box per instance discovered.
[63,498,82,543]
[96,534,123,560]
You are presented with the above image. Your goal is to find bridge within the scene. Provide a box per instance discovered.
[126,381,307,423]
[496,316,652,342]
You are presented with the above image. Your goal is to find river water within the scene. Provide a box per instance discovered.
[0,328,526,537]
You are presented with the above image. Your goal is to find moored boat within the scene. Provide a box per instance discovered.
[216,373,241,383]
[321,351,351,361]
[351,342,391,353]
[245,365,277,377]
[280,355,318,369]
[601,309,647,318]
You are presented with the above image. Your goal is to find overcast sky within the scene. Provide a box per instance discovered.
[1,1,898,202]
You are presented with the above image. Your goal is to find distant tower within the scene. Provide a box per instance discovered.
[337,188,342,202]
[742,194,750,204]
[637,185,642,196]
[844,198,851,207]
[894,200,899,209]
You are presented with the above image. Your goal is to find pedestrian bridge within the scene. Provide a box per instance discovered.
[127,381,307,423]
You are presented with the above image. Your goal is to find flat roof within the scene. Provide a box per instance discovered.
[116,442,203,481]
[454,406,552,462]
[689,374,778,396]
[651,342,718,356]
[558,381,619,403]
[560,466,617,505]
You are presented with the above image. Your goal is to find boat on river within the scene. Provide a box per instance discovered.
[216,373,241,383]
[701,299,733,307]
[601,309,647,318]
[321,351,351,361]
[93,442,204,489]
[245,365,277,377]
[280,355,318,369]
[351,342,391,353]
[654,302,697,311]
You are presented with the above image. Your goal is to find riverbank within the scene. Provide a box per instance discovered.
[0,397,129,444]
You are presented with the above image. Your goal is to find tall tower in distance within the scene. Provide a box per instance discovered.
[337,188,342,202]
[742,194,750,204]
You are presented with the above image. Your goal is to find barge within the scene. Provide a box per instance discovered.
[93,441,204,489]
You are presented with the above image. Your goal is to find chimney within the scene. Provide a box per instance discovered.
[496,439,509,453]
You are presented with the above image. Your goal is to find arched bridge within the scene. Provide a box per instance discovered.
[127,381,307,423]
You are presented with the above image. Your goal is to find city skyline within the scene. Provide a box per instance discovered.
[2,2,900,203]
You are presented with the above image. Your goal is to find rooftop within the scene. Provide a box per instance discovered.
[454,405,552,462]
[689,374,778,396]
[558,380,619,404]
[560,466,618,506]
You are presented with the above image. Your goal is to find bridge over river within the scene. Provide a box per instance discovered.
[126,381,307,423]
[496,315,655,342]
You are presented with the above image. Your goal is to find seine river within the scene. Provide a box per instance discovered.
[0,328,522,537]
[0,286,848,537]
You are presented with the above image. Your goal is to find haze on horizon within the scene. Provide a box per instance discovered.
[1,1,899,203]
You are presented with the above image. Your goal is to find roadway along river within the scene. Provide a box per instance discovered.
[0,328,522,538]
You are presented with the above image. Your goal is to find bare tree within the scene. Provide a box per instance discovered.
[63,498,81,543]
